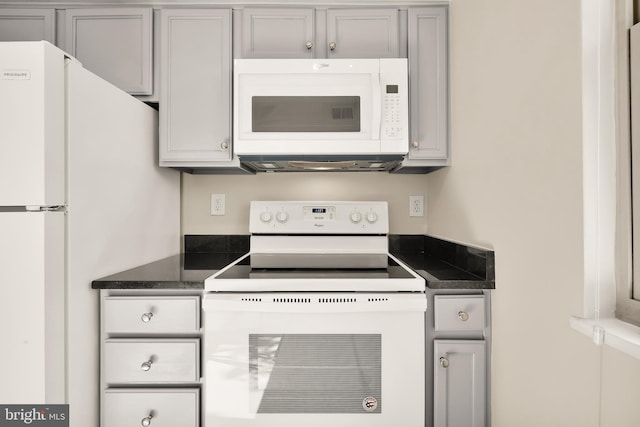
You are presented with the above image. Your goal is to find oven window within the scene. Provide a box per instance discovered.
[251,96,361,132]
[249,334,381,414]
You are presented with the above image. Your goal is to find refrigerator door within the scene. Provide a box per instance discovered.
[0,41,65,206]
[0,211,65,403]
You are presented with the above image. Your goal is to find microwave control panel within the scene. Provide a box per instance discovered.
[379,58,408,142]
[382,84,402,139]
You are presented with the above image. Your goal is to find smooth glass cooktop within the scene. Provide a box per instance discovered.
[214,254,416,280]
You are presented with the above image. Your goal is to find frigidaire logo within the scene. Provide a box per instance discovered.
[0,406,68,426]
[1,70,31,80]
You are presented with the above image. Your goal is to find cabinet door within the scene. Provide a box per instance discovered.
[407,7,449,162]
[326,9,400,58]
[65,8,152,95]
[0,9,55,43]
[434,340,486,427]
[160,9,232,165]
[237,8,314,58]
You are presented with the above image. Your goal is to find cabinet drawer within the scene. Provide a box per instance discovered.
[104,339,199,384]
[103,388,199,427]
[434,295,485,332]
[103,296,200,334]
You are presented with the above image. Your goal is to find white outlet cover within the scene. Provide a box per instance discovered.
[409,195,424,217]
[211,194,225,216]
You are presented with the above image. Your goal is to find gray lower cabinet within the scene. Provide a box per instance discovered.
[99,291,202,427]
[64,8,153,95]
[434,340,486,427]
[159,9,247,172]
[234,7,400,59]
[0,9,55,43]
[427,291,490,427]
[395,6,449,172]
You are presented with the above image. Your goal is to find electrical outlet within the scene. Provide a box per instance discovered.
[211,194,225,216]
[409,195,424,217]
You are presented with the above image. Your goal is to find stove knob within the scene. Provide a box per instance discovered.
[350,211,363,223]
[259,211,273,223]
[276,211,289,223]
[366,211,378,223]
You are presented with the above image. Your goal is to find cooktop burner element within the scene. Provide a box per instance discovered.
[205,201,425,292]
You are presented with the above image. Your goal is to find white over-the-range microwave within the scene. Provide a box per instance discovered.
[233,58,408,172]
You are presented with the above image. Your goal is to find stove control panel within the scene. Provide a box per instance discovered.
[250,201,389,234]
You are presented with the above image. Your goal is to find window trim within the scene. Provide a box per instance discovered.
[571,0,640,358]
[623,4,640,325]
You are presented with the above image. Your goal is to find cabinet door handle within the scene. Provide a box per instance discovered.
[411,140,420,149]
[305,41,313,50]
[439,356,449,368]
[141,359,154,371]
[329,42,337,51]
[458,311,470,321]
[141,312,153,323]
[220,141,229,151]
[141,414,153,426]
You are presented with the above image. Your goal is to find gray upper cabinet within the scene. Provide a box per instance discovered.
[395,6,449,172]
[433,340,486,427]
[0,9,55,43]
[236,8,314,58]
[160,9,239,169]
[235,8,400,59]
[64,8,153,95]
[326,9,399,58]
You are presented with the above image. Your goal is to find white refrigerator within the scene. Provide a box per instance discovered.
[0,42,180,425]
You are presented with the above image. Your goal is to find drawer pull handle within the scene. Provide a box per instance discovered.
[141,359,153,371]
[141,414,153,426]
[141,312,153,323]
[458,311,469,321]
[439,356,449,368]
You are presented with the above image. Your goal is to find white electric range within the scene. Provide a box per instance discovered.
[203,201,426,427]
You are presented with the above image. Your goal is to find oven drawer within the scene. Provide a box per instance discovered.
[104,339,199,384]
[434,295,485,332]
[103,388,199,427]
[103,296,200,334]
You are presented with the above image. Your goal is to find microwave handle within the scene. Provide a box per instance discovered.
[371,73,382,140]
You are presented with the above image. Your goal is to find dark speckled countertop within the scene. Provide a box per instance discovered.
[92,234,495,290]
[389,235,495,289]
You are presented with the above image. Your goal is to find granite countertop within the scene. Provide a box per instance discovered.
[389,235,495,289]
[90,252,244,289]
[92,234,495,290]
[91,235,249,290]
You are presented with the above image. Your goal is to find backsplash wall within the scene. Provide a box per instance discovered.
[181,172,429,235]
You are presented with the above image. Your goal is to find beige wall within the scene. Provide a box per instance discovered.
[181,0,640,425]
[425,0,640,426]
[181,172,429,235]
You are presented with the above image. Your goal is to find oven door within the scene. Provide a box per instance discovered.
[203,292,425,427]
